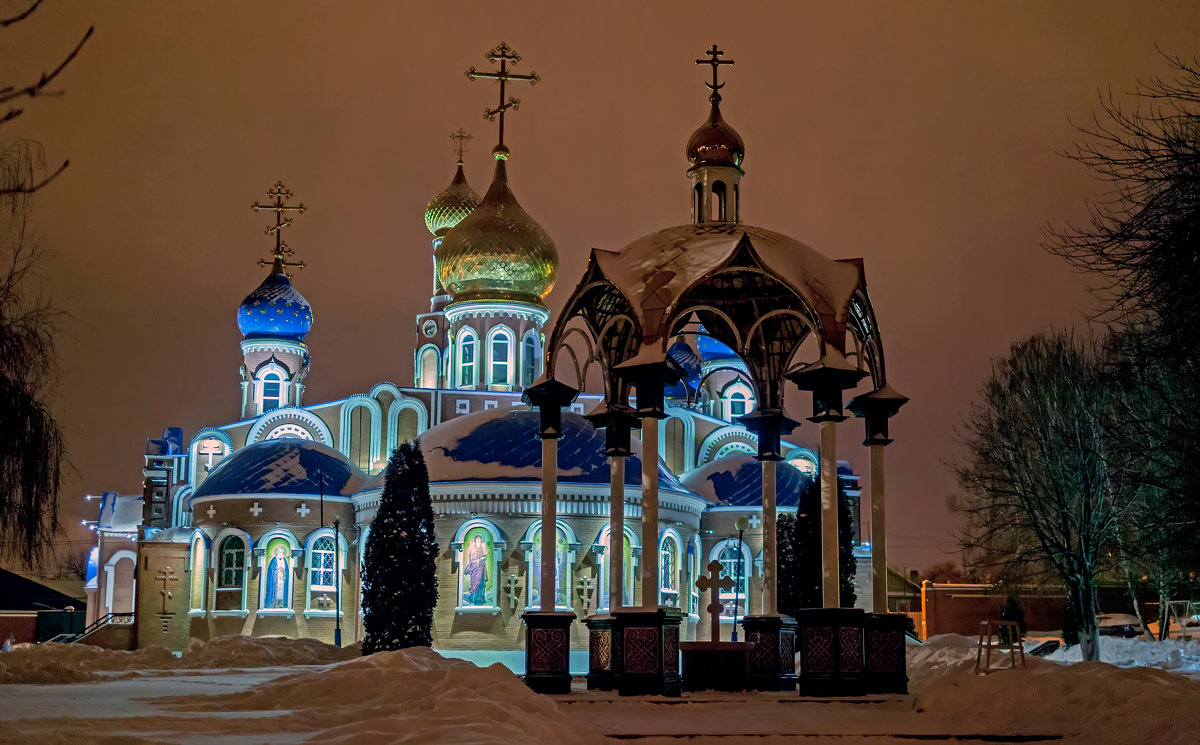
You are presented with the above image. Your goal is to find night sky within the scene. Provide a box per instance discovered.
[4,2,1197,571]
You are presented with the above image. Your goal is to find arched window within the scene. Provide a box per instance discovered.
[310,537,336,590]
[596,524,638,611]
[721,381,755,421]
[264,423,314,441]
[454,520,504,612]
[688,535,701,615]
[694,183,703,223]
[260,371,284,412]
[458,329,477,388]
[215,534,247,612]
[712,180,727,222]
[729,390,748,417]
[710,539,752,619]
[522,333,538,387]
[488,327,513,387]
[659,532,681,607]
[418,346,439,388]
[189,535,207,613]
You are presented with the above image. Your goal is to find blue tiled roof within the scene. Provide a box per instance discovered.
[237,272,314,341]
[682,453,812,507]
[193,440,365,498]
[421,409,691,492]
[666,339,702,399]
[696,332,741,363]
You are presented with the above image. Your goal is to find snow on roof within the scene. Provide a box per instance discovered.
[419,408,691,493]
[681,452,812,507]
[193,439,367,499]
[593,223,861,345]
[95,491,144,533]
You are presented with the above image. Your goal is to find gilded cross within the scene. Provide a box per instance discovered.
[696,44,734,101]
[252,181,307,274]
[465,42,540,153]
[696,559,735,642]
[157,565,178,614]
[450,128,472,164]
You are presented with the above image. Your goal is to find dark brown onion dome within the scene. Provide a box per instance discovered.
[686,95,745,170]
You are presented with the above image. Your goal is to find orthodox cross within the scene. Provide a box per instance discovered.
[197,439,224,470]
[696,44,734,101]
[576,575,595,610]
[252,181,306,274]
[696,559,735,642]
[465,42,540,153]
[157,565,178,614]
[503,573,522,611]
[450,128,472,165]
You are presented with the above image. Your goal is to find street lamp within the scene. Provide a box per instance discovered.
[731,516,750,642]
[332,516,342,648]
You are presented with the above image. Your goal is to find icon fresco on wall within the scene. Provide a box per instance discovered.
[530,526,569,609]
[460,527,495,607]
[598,526,635,610]
[263,538,292,609]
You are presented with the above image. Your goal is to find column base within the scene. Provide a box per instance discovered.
[522,611,576,694]
[740,615,798,691]
[612,606,683,697]
[794,607,867,697]
[583,613,618,691]
[864,612,909,694]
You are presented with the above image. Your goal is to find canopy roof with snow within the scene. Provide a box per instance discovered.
[682,453,811,508]
[419,408,691,493]
[193,439,368,499]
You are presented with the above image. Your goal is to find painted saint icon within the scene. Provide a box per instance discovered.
[530,527,569,609]
[460,529,495,607]
[263,539,292,609]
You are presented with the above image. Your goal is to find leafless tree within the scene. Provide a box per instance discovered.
[0,1,90,566]
[951,331,1124,661]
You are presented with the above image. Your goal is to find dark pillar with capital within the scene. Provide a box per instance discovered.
[582,400,639,691]
[521,376,580,694]
[735,408,801,691]
[848,383,909,694]
[611,352,686,697]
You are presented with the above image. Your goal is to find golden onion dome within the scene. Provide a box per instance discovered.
[424,162,481,237]
[437,157,557,304]
[686,94,745,170]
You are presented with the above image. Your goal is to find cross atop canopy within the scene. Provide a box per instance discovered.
[696,44,734,102]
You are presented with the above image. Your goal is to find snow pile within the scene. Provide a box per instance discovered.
[173,646,604,745]
[0,643,176,684]
[915,661,1200,743]
[906,633,998,692]
[0,635,359,684]
[1046,635,1200,672]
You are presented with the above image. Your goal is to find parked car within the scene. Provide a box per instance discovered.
[1096,613,1145,638]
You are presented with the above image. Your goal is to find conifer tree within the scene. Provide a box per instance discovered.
[361,441,438,653]
[777,475,857,613]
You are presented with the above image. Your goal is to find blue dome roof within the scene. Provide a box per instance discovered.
[696,332,741,364]
[193,439,366,499]
[666,339,702,399]
[682,453,812,508]
[420,409,692,493]
[237,271,314,341]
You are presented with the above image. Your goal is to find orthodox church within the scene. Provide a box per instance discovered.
[83,50,872,669]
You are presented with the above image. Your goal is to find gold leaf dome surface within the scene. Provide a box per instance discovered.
[686,97,745,170]
[424,163,481,237]
[437,159,557,304]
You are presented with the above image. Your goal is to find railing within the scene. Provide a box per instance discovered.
[45,612,134,644]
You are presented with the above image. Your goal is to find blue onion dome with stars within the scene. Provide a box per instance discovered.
[682,453,811,508]
[237,268,314,341]
[193,439,367,500]
[419,408,692,493]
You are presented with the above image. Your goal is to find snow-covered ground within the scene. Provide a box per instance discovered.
[2,634,1200,743]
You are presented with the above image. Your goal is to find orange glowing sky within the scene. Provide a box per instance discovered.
[3,1,1198,570]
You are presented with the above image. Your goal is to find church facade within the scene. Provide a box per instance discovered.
[84,60,872,668]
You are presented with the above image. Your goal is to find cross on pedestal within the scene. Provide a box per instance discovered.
[503,574,522,611]
[296,502,310,518]
[696,559,735,642]
[249,502,263,517]
[747,514,762,529]
[206,504,216,519]
[157,566,178,614]
[577,575,594,610]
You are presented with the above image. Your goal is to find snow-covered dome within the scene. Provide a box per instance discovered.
[237,270,314,341]
[194,440,368,499]
[682,453,812,508]
[419,408,691,492]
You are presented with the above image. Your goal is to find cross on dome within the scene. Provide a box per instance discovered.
[465,42,541,158]
[450,128,472,165]
[252,181,307,274]
[696,44,734,102]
